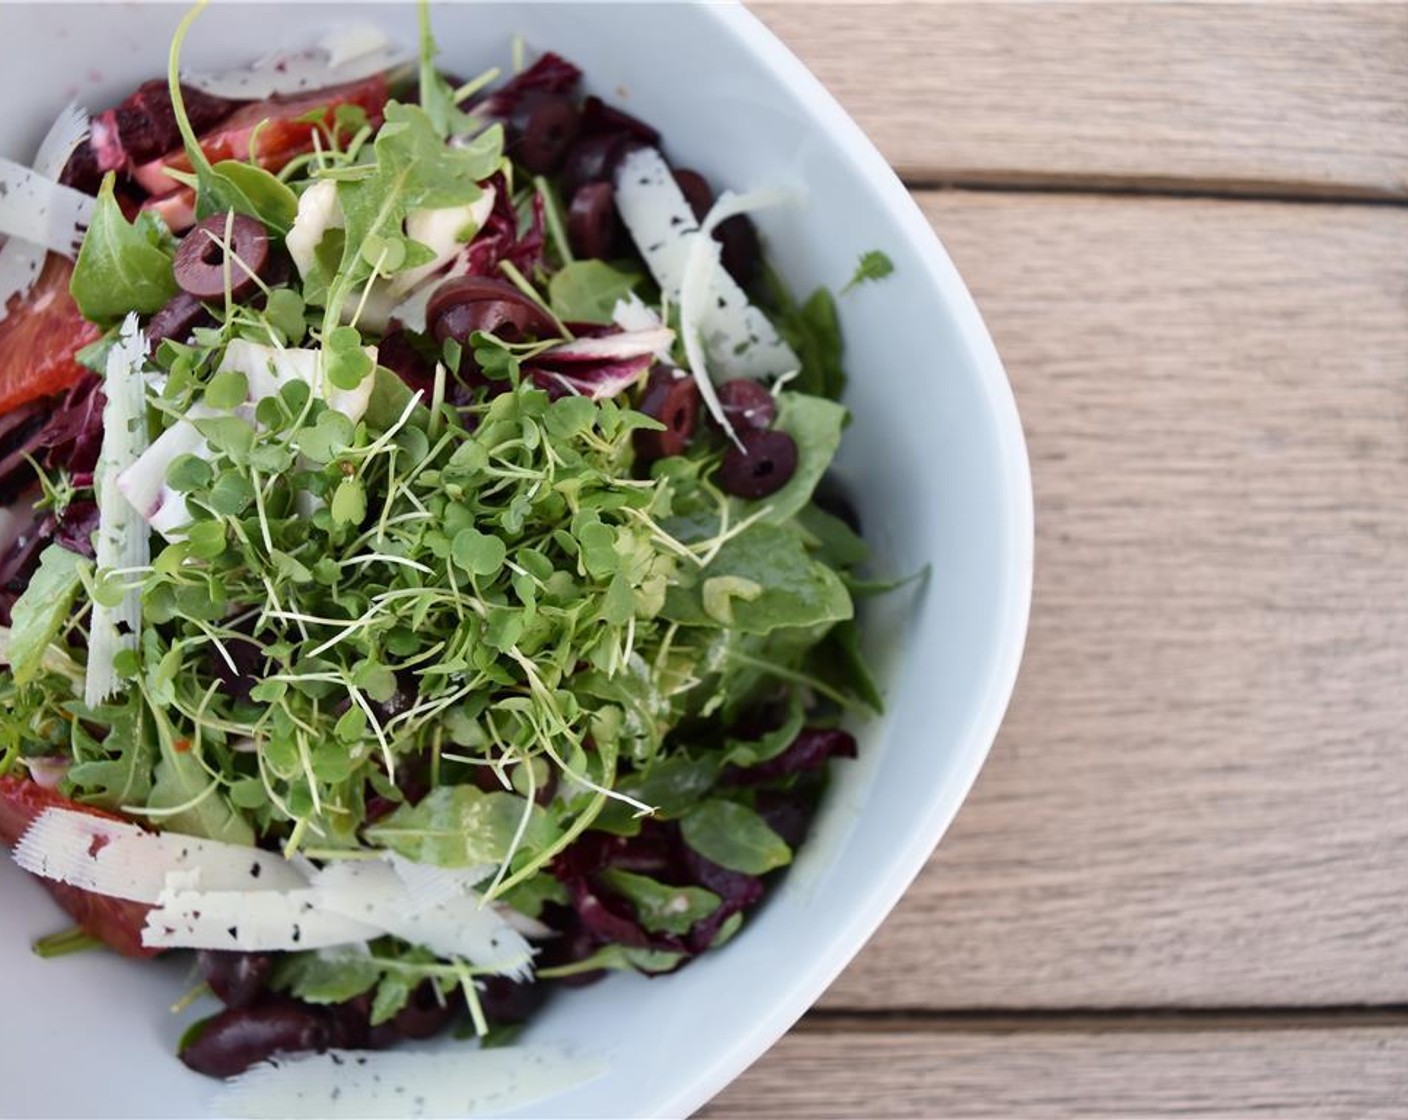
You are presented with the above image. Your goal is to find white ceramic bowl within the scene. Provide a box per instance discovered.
[0,4,1032,1117]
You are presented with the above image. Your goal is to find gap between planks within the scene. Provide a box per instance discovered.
[797,1007,1408,1035]
[895,172,1408,208]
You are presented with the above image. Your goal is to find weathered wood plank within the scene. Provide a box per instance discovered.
[818,192,1408,1008]
[705,1025,1408,1118]
[752,3,1408,197]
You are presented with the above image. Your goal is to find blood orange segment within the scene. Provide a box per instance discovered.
[0,256,101,417]
[0,775,160,959]
[131,74,389,196]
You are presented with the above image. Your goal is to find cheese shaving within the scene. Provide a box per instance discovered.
[0,157,94,257]
[212,1045,607,1120]
[0,100,90,320]
[142,884,382,951]
[313,860,535,979]
[85,314,149,707]
[184,24,408,100]
[612,146,800,382]
[13,807,306,903]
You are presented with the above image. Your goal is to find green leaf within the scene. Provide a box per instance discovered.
[204,369,248,411]
[365,364,430,432]
[841,249,895,294]
[365,784,554,868]
[617,755,721,819]
[165,7,299,235]
[205,472,254,515]
[165,453,214,493]
[451,528,506,577]
[264,288,307,344]
[804,618,885,714]
[70,173,179,323]
[206,160,299,234]
[293,409,356,463]
[711,911,744,949]
[331,477,367,526]
[599,868,721,936]
[766,271,846,400]
[723,694,805,768]
[796,503,868,570]
[274,951,381,1005]
[148,751,254,846]
[370,971,416,1026]
[537,942,684,979]
[548,260,642,325]
[415,0,477,139]
[663,522,852,635]
[680,799,792,874]
[499,872,569,920]
[184,519,227,561]
[325,327,375,391]
[328,102,499,323]
[191,415,256,458]
[64,696,154,810]
[4,546,87,683]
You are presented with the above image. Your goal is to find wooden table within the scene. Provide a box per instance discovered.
[706,4,1408,1116]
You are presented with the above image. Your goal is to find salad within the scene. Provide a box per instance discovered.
[0,2,891,1086]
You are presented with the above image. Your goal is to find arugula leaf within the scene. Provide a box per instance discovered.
[274,951,382,1004]
[538,943,686,979]
[804,617,885,715]
[599,868,721,935]
[680,799,792,874]
[165,5,299,234]
[796,503,869,570]
[841,249,895,294]
[329,103,500,325]
[616,754,721,819]
[723,694,805,768]
[499,872,569,920]
[203,160,299,234]
[70,174,179,323]
[65,695,155,810]
[663,522,853,635]
[5,546,88,684]
[148,750,255,846]
[416,0,476,139]
[370,970,418,1025]
[766,270,846,400]
[365,784,554,868]
[548,261,642,325]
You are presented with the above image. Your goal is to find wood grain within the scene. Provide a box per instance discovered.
[704,1025,1408,1118]
[816,192,1408,1009]
[751,3,1408,198]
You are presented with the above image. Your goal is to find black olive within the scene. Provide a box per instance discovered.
[719,429,799,499]
[672,168,762,288]
[427,276,558,346]
[145,292,213,349]
[509,92,581,175]
[567,181,620,261]
[179,1000,332,1079]
[391,981,460,1041]
[196,950,272,1010]
[560,133,646,198]
[377,329,438,398]
[715,379,776,432]
[634,369,700,461]
[172,214,271,301]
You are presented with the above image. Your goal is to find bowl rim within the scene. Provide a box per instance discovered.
[650,5,1035,1117]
